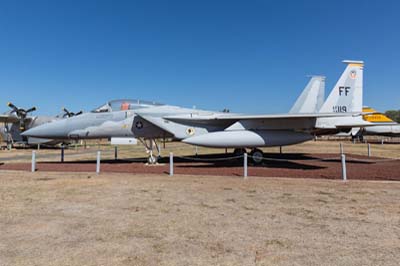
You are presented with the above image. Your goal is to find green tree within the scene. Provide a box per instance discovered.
[385,110,400,123]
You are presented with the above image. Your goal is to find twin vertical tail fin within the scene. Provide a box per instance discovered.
[289,75,325,113]
[319,60,364,113]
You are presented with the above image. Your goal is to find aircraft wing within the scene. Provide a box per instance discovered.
[0,114,20,123]
[135,112,232,139]
[164,112,361,123]
[163,112,385,132]
[136,114,177,136]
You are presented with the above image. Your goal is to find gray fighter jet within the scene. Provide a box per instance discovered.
[23,61,369,164]
[24,60,371,164]
[0,103,82,148]
[22,74,326,163]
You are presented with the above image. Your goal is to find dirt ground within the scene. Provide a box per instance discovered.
[0,141,399,180]
[1,140,399,164]
[1,152,400,181]
[1,171,400,266]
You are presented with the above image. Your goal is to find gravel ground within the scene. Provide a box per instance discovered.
[0,171,399,266]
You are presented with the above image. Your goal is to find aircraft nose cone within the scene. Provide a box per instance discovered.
[21,126,47,138]
[21,120,68,139]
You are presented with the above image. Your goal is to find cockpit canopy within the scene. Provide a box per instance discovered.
[92,99,163,113]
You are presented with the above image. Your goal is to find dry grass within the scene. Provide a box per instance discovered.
[1,171,400,265]
[0,140,399,164]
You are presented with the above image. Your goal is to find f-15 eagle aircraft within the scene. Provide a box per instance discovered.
[0,102,82,148]
[22,74,326,163]
[24,60,370,164]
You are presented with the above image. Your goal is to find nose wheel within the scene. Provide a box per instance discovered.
[148,155,158,164]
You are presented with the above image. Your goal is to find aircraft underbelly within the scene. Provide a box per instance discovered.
[183,130,313,148]
[27,137,59,145]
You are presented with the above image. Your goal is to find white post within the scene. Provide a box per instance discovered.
[368,143,371,157]
[341,153,347,181]
[195,146,198,156]
[61,145,65,163]
[381,139,384,145]
[96,151,101,174]
[114,146,118,160]
[169,152,174,176]
[31,151,36,172]
[340,143,343,154]
[244,153,248,179]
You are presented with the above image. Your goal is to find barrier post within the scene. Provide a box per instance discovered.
[341,153,347,181]
[96,151,101,174]
[31,151,36,172]
[114,146,118,160]
[368,143,371,157]
[61,145,65,163]
[381,139,384,145]
[169,152,174,176]
[244,153,248,179]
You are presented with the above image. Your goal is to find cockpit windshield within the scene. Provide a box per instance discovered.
[91,99,163,113]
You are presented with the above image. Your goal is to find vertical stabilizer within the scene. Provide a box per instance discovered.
[289,76,325,113]
[319,60,364,113]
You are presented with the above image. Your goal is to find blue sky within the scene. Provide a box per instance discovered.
[0,0,399,115]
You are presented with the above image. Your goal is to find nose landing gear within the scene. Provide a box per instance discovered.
[139,138,161,164]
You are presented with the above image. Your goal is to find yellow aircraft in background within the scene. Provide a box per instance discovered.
[357,107,400,138]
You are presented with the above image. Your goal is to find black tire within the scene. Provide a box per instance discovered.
[233,148,246,156]
[250,149,264,165]
[148,156,157,164]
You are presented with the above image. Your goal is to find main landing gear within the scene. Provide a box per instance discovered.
[250,148,264,164]
[4,123,13,150]
[139,138,161,164]
[233,148,264,165]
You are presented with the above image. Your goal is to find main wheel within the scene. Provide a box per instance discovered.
[250,149,264,165]
[233,148,246,156]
